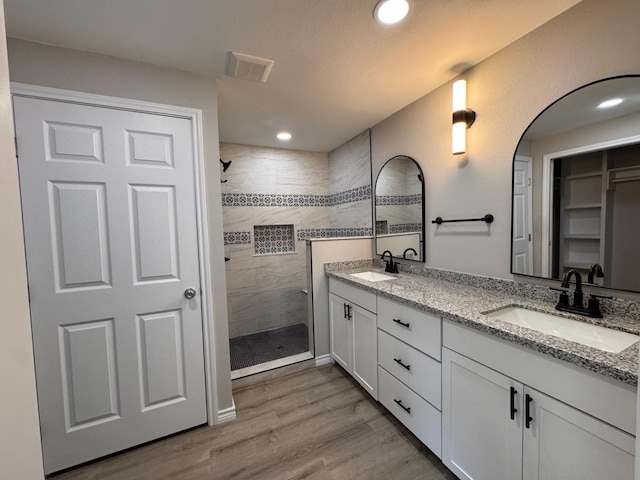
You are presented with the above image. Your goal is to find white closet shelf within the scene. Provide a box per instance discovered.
[564,203,601,210]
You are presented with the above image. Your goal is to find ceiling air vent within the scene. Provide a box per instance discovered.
[227,52,274,83]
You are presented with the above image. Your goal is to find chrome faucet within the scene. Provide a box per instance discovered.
[381,250,399,274]
[403,247,418,260]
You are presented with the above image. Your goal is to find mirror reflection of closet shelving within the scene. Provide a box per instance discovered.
[553,143,640,289]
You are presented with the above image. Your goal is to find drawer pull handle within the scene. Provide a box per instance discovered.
[510,386,518,420]
[394,398,411,414]
[393,358,411,371]
[525,394,533,429]
[392,318,410,328]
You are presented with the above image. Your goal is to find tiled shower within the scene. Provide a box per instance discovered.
[221,130,372,375]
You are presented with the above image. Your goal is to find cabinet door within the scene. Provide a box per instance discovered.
[442,348,523,480]
[523,387,635,480]
[329,293,351,371]
[352,304,378,399]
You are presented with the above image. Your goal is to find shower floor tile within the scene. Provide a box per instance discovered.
[229,323,309,371]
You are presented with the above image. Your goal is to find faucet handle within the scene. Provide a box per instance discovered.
[590,293,613,300]
[550,287,570,307]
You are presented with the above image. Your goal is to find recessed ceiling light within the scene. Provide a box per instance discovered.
[277,131,292,141]
[374,0,410,25]
[597,98,623,109]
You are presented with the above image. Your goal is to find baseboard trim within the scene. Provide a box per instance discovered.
[315,354,334,367]
[216,400,236,424]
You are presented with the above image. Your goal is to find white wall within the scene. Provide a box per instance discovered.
[371,0,640,282]
[0,4,45,477]
[6,38,234,413]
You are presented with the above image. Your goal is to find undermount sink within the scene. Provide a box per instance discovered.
[484,306,638,353]
[350,271,398,282]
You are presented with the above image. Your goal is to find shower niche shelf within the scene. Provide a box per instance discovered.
[254,224,295,255]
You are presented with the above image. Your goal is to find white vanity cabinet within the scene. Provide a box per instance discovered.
[329,278,378,399]
[442,321,636,480]
[377,296,443,457]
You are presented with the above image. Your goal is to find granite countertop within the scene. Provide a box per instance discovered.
[325,260,640,386]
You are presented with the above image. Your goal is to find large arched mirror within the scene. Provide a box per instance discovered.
[374,155,425,262]
[511,75,640,292]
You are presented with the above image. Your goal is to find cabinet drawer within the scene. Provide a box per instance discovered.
[378,329,441,409]
[379,366,442,458]
[329,278,376,313]
[378,296,441,359]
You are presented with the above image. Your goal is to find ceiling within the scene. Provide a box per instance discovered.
[523,76,640,140]
[4,0,582,152]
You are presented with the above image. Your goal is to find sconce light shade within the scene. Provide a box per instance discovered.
[452,79,476,155]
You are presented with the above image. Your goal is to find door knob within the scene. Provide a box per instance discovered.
[184,288,197,299]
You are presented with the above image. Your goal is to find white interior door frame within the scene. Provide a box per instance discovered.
[540,134,640,277]
[514,155,533,274]
[10,82,220,426]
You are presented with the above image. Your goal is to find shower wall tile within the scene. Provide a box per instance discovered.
[330,200,374,229]
[328,130,371,194]
[220,143,328,195]
[221,142,331,336]
[228,288,307,338]
[327,130,373,232]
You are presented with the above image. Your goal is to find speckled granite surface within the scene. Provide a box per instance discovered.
[325,260,640,386]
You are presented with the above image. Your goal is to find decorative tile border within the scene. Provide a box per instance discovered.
[223,193,327,207]
[328,185,371,206]
[254,224,295,255]
[297,227,372,241]
[389,223,423,234]
[375,193,422,206]
[224,231,251,245]
[222,185,371,208]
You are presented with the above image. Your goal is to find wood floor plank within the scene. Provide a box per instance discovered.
[52,364,456,480]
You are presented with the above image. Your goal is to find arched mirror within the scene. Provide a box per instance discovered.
[374,155,425,262]
[511,75,640,293]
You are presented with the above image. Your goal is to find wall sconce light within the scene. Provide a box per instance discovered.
[452,79,476,155]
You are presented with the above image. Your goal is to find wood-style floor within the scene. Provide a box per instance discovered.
[53,364,457,480]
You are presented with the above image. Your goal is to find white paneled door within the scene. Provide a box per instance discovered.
[14,96,207,474]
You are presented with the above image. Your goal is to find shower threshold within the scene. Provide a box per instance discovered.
[231,351,314,380]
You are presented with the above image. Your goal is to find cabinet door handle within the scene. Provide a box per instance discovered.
[394,398,411,414]
[510,386,518,420]
[393,357,411,371]
[525,394,533,429]
[392,318,410,328]
[347,305,353,320]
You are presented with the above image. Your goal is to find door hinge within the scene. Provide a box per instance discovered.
[528,233,532,242]
[528,177,531,187]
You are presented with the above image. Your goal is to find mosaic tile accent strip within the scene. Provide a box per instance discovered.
[389,223,423,234]
[375,193,422,206]
[297,227,373,241]
[224,231,252,245]
[254,224,295,255]
[222,185,371,208]
[223,193,327,207]
[328,185,371,206]
[376,220,388,235]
